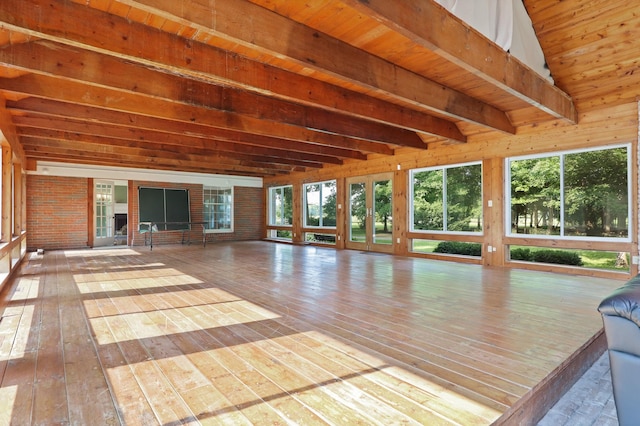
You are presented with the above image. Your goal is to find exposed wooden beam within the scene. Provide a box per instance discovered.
[26,153,284,176]
[0,40,432,148]
[21,134,322,170]
[7,97,368,161]
[0,0,511,133]
[21,138,298,176]
[0,74,394,155]
[338,0,577,123]
[0,93,25,163]
[16,123,334,169]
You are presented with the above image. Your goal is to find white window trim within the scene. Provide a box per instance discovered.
[203,186,233,234]
[268,185,293,227]
[303,179,337,229]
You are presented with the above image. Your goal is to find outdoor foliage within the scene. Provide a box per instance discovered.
[270,185,293,226]
[305,181,337,227]
[510,147,628,237]
[350,180,392,231]
[412,164,482,232]
[433,241,482,256]
[510,247,583,266]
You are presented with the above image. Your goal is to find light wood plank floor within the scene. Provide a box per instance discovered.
[0,241,624,425]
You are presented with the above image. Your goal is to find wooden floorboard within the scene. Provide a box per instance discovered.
[0,241,624,425]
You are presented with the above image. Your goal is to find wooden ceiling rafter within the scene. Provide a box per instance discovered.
[0,73,396,155]
[0,0,471,141]
[14,118,339,169]
[109,0,517,133]
[21,134,324,171]
[7,97,368,161]
[0,40,433,149]
[26,154,288,176]
[334,0,577,123]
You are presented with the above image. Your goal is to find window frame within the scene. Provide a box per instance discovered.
[203,186,233,234]
[409,161,483,236]
[268,184,293,227]
[505,143,632,242]
[303,179,337,229]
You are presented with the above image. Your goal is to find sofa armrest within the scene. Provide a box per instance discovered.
[598,275,640,328]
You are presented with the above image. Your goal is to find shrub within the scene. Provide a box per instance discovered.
[510,247,533,261]
[533,249,583,266]
[434,241,482,256]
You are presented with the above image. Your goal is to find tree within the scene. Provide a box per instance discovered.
[564,148,628,236]
[374,179,392,233]
[510,157,560,234]
[349,182,367,230]
[412,169,443,230]
[411,164,482,232]
[321,181,337,226]
[446,164,482,231]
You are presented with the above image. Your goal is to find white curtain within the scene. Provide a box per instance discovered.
[434,0,553,82]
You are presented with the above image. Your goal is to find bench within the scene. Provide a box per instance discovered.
[139,221,207,250]
[313,233,336,243]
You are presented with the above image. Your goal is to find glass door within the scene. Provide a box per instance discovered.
[346,173,393,253]
[94,181,115,247]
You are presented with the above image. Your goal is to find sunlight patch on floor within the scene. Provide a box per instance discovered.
[0,385,18,425]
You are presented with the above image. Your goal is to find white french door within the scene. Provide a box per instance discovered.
[94,181,115,247]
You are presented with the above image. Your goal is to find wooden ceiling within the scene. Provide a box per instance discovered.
[0,0,638,177]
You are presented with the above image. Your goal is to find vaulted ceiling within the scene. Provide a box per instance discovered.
[0,0,638,177]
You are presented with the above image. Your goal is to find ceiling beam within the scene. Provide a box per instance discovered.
[21,134,323,170]
[0,74,394,155]
[15,118,338,168]
[0,40,433,148]
[0,93,25,163]
[338,0,577,123]
[22,140,291,176]
[7,97,368,161]
[0,0,512,133]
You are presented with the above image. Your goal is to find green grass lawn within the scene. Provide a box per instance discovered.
[412,240,629,271]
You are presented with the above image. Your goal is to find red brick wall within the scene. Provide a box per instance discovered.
[27,175,89,250]
[210,186,264,242]
[27,176,264,250]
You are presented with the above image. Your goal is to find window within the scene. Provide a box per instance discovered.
[268,185,293,226]
[410,162,483,233]
[203,187,233,233]
[304,180,337,228]
[507,145,630,240]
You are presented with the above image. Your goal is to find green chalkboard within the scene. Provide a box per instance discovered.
[138,187,190,230]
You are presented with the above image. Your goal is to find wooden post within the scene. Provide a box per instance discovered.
[292,183,302,243]
[483,157,505,267]
[12,162,22,236]
[1,143,11,242]
[394,167,408,256]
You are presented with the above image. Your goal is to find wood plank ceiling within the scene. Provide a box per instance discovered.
[0,0,637,177]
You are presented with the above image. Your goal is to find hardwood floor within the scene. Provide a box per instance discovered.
[0,241,624,425]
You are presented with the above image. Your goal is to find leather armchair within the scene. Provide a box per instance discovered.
[598,275,640,426]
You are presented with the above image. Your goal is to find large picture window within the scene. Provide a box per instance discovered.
[410,162,483,233]
[507,145,630,239]
[304,180,337,228]
[268,185,293,226]
[203,187,232,233]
